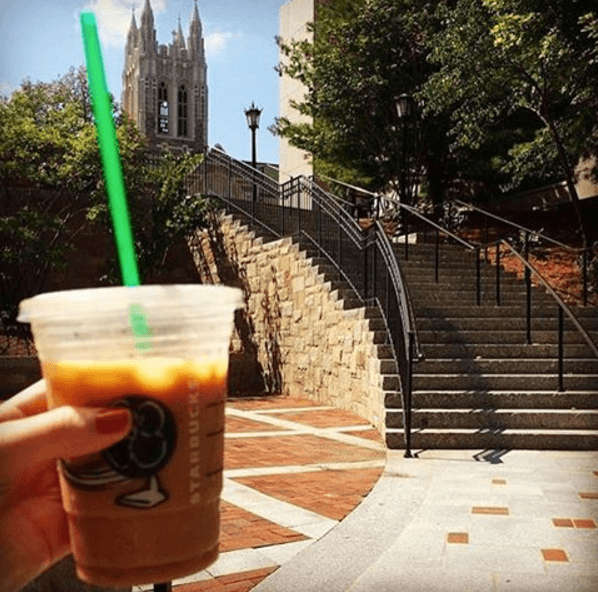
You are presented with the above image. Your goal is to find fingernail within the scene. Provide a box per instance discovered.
[95,409,131,435]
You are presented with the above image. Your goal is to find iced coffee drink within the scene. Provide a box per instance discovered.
[18,285,242,586]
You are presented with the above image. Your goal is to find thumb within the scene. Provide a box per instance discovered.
[0,406,132,479]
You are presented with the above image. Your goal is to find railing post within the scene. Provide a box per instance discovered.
[363,235,369,300]
[404,331,414,458]
[496,241,501,306]
[281,183,285,236]
[372,235,378,300]
[476,247,481,306]
[525,232,532,344]
[435,228,440,283]
[484,218,489,263]
[318,196,323,252]
[583,248,588,307]
[298,179,303,230]
[338,204,343,271]
[558,307,565,392]
[404,209,409,261]
[227,155,232,200]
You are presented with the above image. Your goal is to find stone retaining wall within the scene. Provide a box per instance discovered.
[2,210,390,437]
[191,212,388,435]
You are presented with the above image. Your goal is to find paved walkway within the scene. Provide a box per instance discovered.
[134,394,386,592]
[135,395,598,592]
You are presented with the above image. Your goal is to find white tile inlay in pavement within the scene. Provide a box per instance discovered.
[225,407,385,452]
[224,458,385,479]
[222,478,339,539]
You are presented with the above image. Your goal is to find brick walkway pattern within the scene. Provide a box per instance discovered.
[134,394,386,592]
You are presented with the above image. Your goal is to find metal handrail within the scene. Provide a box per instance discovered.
[454,199,583,252]
[500,239,598,359]
[453,198,595,306]
[374,189,597,393]
[196,151,421,456]
[397,202,476,251]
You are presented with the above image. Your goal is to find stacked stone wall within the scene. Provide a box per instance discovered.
[191,212,387,435]
[2,208,390,439]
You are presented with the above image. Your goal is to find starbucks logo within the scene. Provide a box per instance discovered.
[60,395,177,510]
[103,396,177,478]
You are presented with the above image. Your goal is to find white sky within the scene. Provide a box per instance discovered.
[0,0,287,164]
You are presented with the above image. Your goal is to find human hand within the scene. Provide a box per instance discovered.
[0,380,132,592]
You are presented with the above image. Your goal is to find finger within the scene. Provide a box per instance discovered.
[0,406,132,478]
[0,379,47,422]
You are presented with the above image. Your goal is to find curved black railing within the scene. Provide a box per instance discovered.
[193,148,421,456]
[453,199,595,307]
[373,192,598,394]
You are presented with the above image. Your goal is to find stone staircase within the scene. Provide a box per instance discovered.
[385,241,598,450]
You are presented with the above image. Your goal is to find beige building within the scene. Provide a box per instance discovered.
[278,0,317,183]
[122,0,208,153]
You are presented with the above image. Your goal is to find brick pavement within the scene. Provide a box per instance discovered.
[134,394,386,592]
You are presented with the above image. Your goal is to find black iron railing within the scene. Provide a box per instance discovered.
[373,192,598,393]
[195,148,421,456]
[453,199,595,307]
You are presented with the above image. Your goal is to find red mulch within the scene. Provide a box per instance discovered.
[482,244,597,306]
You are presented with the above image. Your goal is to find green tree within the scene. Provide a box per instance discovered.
[423,0,598,244]
[275,0,445,202]
[1,69,209,333]
[0,69,98,330]
[88,149,208,284]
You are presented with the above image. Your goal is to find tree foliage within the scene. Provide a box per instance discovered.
[276,0,598,218]
[0,68,208,330]
[275,0,441,198]
[424,0,598,187]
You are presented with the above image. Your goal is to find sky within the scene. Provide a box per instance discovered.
[0,0,288,165]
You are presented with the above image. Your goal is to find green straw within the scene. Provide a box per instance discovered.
[81,11,151,349]
[80,10,140,287]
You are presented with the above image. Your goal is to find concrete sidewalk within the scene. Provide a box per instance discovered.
[254,449,598,592]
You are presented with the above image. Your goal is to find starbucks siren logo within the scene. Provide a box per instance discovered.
[61,395,177,509]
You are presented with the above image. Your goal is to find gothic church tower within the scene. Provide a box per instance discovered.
[122,0,208,153]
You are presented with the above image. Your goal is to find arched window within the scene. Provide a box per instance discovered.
[158,82,169,134]
[178,85,188,137]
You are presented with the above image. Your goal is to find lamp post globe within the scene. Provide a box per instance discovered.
[245,102,262,206]
[245,102,262,131]
[395,93,414,120]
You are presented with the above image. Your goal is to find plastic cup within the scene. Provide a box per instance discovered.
[18,285,243,587]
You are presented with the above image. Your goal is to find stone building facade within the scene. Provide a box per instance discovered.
[122,0,208,153]
[278,0,332,182]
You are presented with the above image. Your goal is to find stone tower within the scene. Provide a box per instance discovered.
[122,0,208,153]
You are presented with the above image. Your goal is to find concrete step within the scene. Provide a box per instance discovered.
[400,266,523,283]
[385,390,598,410]
[418,329,592,344]
[414,305,569,319]
[408,286,557,304]
[366,317,388,332]
[421,343,597,359]
[417,317,598,331]
[416,358,598,375]
[412,373,598,391]
[385,428,598,450]
[406,278,529,292]
[386,408,598,430]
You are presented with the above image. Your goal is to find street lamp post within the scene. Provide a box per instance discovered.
[245,103,262,209]
[395,93,415,207]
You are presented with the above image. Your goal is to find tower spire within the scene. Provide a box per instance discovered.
[126,4,138,54]
[140,0,155,54]
[189,0,203,55]
[177,15,186,49]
